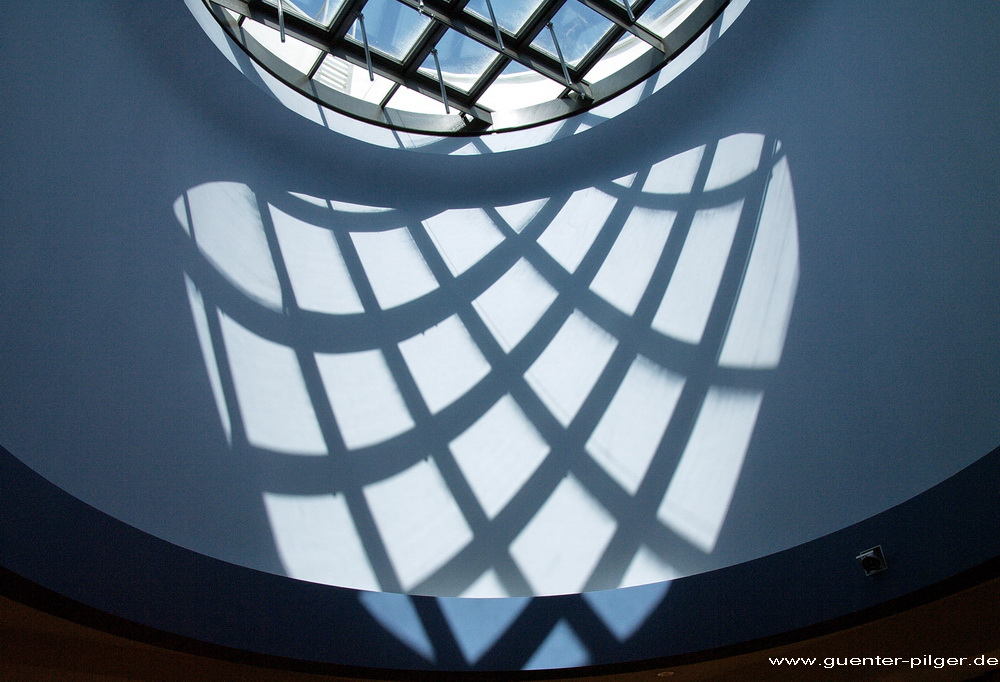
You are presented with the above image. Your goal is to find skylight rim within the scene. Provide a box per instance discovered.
[203,0,730,137]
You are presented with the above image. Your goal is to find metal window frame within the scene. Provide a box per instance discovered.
[206,0,729,136]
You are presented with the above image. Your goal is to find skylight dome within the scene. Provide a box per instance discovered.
[206,0,727,134]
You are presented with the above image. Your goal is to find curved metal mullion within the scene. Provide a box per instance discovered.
[576,0,667,53]
[393,0,590,98]
[205,0,729,135]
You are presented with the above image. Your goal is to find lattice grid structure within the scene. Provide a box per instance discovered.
[203,0,728,132]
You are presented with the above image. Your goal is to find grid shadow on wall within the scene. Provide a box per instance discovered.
[174,133,798,609]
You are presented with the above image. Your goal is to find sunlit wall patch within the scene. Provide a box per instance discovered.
[177,132,799,600]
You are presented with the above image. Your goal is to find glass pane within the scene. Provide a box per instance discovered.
[464,0,546,35]
[638,0,700,38]
[476,61,565,112]
[263,0,346,28]
[418,30,500,93]
[530,2,615,69]
[347,0,433,62]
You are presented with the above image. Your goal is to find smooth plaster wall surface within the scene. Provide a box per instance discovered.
[1,0,999,591]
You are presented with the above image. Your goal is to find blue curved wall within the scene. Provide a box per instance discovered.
[1,0,999,672]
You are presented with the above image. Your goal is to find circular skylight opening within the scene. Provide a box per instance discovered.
[205,0,728,135]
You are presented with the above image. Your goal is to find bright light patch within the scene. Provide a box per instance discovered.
[184,276,232,444]
[523,620,590,670]
[450,395,549,519]
[476,64,566,116]
[510,475,617,595]
[537,187,617,273]
[658,387,763,552]
[364,458,473,591]
[643,144,705,194]
[398,315,491,414]
[249,58,327,125]
[586,357,685,495]
[262,492,379,590]
[422,208,505,276]
[218,312,327,455]
[612,171,638,188]
[460,569,507,598]
[184,182,283,311]
[589,207,677,315]
[173,131,799,604]
[621,545,680,587]
[704,133,765,191]
[525,310,617,427]
[328,199,393,213]
[270,204,364,315]
[286,191,329,207]
[719,157,799,369]
[494,199,547,234]
[315,349,414,449]
[473,258,557,352]
[351,227,439,309]
[652,200,744,344]
[387,84,448,115]
[241,18,322,74]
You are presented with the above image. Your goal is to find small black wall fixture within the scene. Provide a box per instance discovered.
[857,545,888,576]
